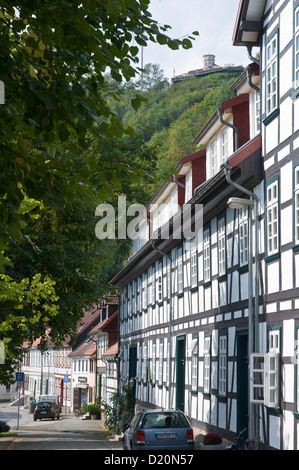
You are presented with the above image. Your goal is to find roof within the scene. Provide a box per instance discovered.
[88,309,118,337]
[68,338,96,358]
[193,93,249,146]
[102,342,118,358]
[233,0,267,47]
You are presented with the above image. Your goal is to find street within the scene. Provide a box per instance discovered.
[0,403,123,451]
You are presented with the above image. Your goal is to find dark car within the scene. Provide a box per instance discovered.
[0,421,10,432]
[33,401,60,421]
[123,409,194,450]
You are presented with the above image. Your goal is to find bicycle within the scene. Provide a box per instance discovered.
[225,428,255,450]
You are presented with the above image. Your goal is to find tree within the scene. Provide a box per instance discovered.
[0,0,198,383]
[136,63,169,91]
[0,0,198,259]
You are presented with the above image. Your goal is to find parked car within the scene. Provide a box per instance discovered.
[0,421,10,432]
[123,409,194,450]
[33,401,60,421]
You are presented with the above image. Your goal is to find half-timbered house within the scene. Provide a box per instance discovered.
[110,0,299,450]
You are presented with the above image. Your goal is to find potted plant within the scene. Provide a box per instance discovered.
[86,403,101,420]
[200,432,223,450]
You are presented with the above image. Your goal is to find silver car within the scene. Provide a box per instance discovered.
[123,410,194,450]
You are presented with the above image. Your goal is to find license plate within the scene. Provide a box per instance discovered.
[156,433,176,439]
[40,411,47,414]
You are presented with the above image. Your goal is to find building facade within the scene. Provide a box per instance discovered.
[110,0,299,450]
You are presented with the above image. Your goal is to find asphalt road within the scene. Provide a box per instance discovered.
[0,403,123,451]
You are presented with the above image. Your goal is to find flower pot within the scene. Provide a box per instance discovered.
[91,414,97,420]
[200,443,223,450]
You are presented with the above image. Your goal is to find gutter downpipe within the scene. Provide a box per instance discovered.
[151,240,172,410]
[218,108,239,151]
[224,163,260,450]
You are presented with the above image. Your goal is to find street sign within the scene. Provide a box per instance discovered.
[16,372,24,382]
[64,375,68,383]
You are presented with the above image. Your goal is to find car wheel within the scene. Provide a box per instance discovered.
[34,416,37,421]
[57,414,60,420]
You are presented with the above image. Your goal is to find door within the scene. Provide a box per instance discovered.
[237,331,248,435]
[129,345,137,415]
[176,336,186,411]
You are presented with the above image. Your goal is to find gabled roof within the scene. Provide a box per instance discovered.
[88,309,118,337]
[233,0,267,47]
[102,341,118,358]
[193,93,249,146]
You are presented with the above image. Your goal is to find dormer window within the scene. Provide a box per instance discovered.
[220,128,228,165]
[185,169,192,203]
[210,140,217,176]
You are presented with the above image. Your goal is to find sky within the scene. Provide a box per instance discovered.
[143,0,252,81]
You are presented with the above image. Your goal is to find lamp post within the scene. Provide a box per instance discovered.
[227,195,260,450]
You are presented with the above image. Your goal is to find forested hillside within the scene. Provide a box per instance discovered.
[111,67,243,190]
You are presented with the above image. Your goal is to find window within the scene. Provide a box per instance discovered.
[142,343,148,382]
[190,338,198,392]
[266,179,279,258]
[166,258,171,299]
[239,207,249,267]
[190,237,198,289]
[185,169,192,203]
[250,328,280,408]
[203,227,211,284]
[265,32,278,118]
[157,261,163,304]
[177,245,183,295]
[158,340,164,386]
[218,335,227,396]
[203,336,211,394]
[221,128,228,165]
[294,6,299,90]
[142,273,148,310]
[152,342,156,383]
[151,265,156,305]
[294,165,299,246]
[255,91,261,134]
[218,217,226,277]
[210,140,217,176]
[137,277,141,313]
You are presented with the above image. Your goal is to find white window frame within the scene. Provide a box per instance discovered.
[295,6,299,90]
[190,236,198,289]
[177,245,183,295]
[255,90,261,133]
[142,343,148,382]
[203,336,211,394]
[266,179,279,257]
[152,342,156,383]
[142,273,147,310]
[185,169,192,203]
[220,128,228,165]
[265,33,278,116]
[190,338,198,392]
[210,140,217,176]
[295,165,299,246]
[250,328,280,408]
[157,261,163,303]
[218,334,227,396]
[203,227,211,284]
[151,265,156,305]
[158,340,164,386]
[218,217,226,277]
[239,206,249,267]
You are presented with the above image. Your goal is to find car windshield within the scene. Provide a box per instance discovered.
[141,412,189,429]
[37,402,51,408]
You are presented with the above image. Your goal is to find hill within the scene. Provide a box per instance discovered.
[111,69,243,186]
